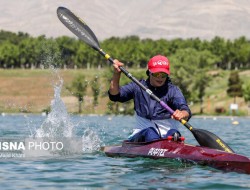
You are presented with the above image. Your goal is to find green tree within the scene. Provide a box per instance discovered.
[227,71,243,103]
[209,36,226,69]
[170,48,218,113]
[91,76,100,109]
[67,74,88,113]
[0,41,19,68]
[243,82,250,109]
[55,36,77,68]
[233,36,250,69]
[193,50,219,113]
[38,37,62,69]
[194,73,211,114]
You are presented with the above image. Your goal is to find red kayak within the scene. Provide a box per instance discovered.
[102,138,250,174]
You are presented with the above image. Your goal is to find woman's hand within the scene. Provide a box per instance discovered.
[113,59,124,73]
[109,59,124,95]
[172,110,189,121]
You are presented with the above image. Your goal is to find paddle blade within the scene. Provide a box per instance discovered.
[192,128,234,153]
[57,7,100,50]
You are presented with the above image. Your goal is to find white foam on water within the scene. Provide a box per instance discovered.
[82,128,101,153]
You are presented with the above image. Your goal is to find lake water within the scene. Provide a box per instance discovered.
[0,113,250,190]
[1,76,250,189]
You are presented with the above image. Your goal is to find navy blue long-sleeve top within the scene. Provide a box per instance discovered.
[108,79,191,120]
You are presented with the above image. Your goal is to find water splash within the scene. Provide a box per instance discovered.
[27,79,102,156]
[82,128,101,153]
[35,78,73,138]
[27,42,102,156]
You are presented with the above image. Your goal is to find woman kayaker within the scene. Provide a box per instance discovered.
[108,55,192,142]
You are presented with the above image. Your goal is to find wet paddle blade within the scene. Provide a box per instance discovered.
[181,114,234,153]
[57,7,100,50]
[192,128,234,153]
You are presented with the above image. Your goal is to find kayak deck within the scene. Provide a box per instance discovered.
[102,139,250,174]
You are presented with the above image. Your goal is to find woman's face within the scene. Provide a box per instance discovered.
[149,72,168,87]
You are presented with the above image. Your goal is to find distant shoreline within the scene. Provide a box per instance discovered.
[1,112,249,119]
[0,69,249,116]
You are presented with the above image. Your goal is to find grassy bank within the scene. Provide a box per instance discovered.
[0,69,109,114]
[197,70,250,116]
[0,69,249,116]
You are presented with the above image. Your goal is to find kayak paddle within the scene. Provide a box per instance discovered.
[56,7,234,153]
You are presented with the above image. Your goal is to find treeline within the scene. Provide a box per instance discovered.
[1,30,250,114]
[0,30,250,70]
